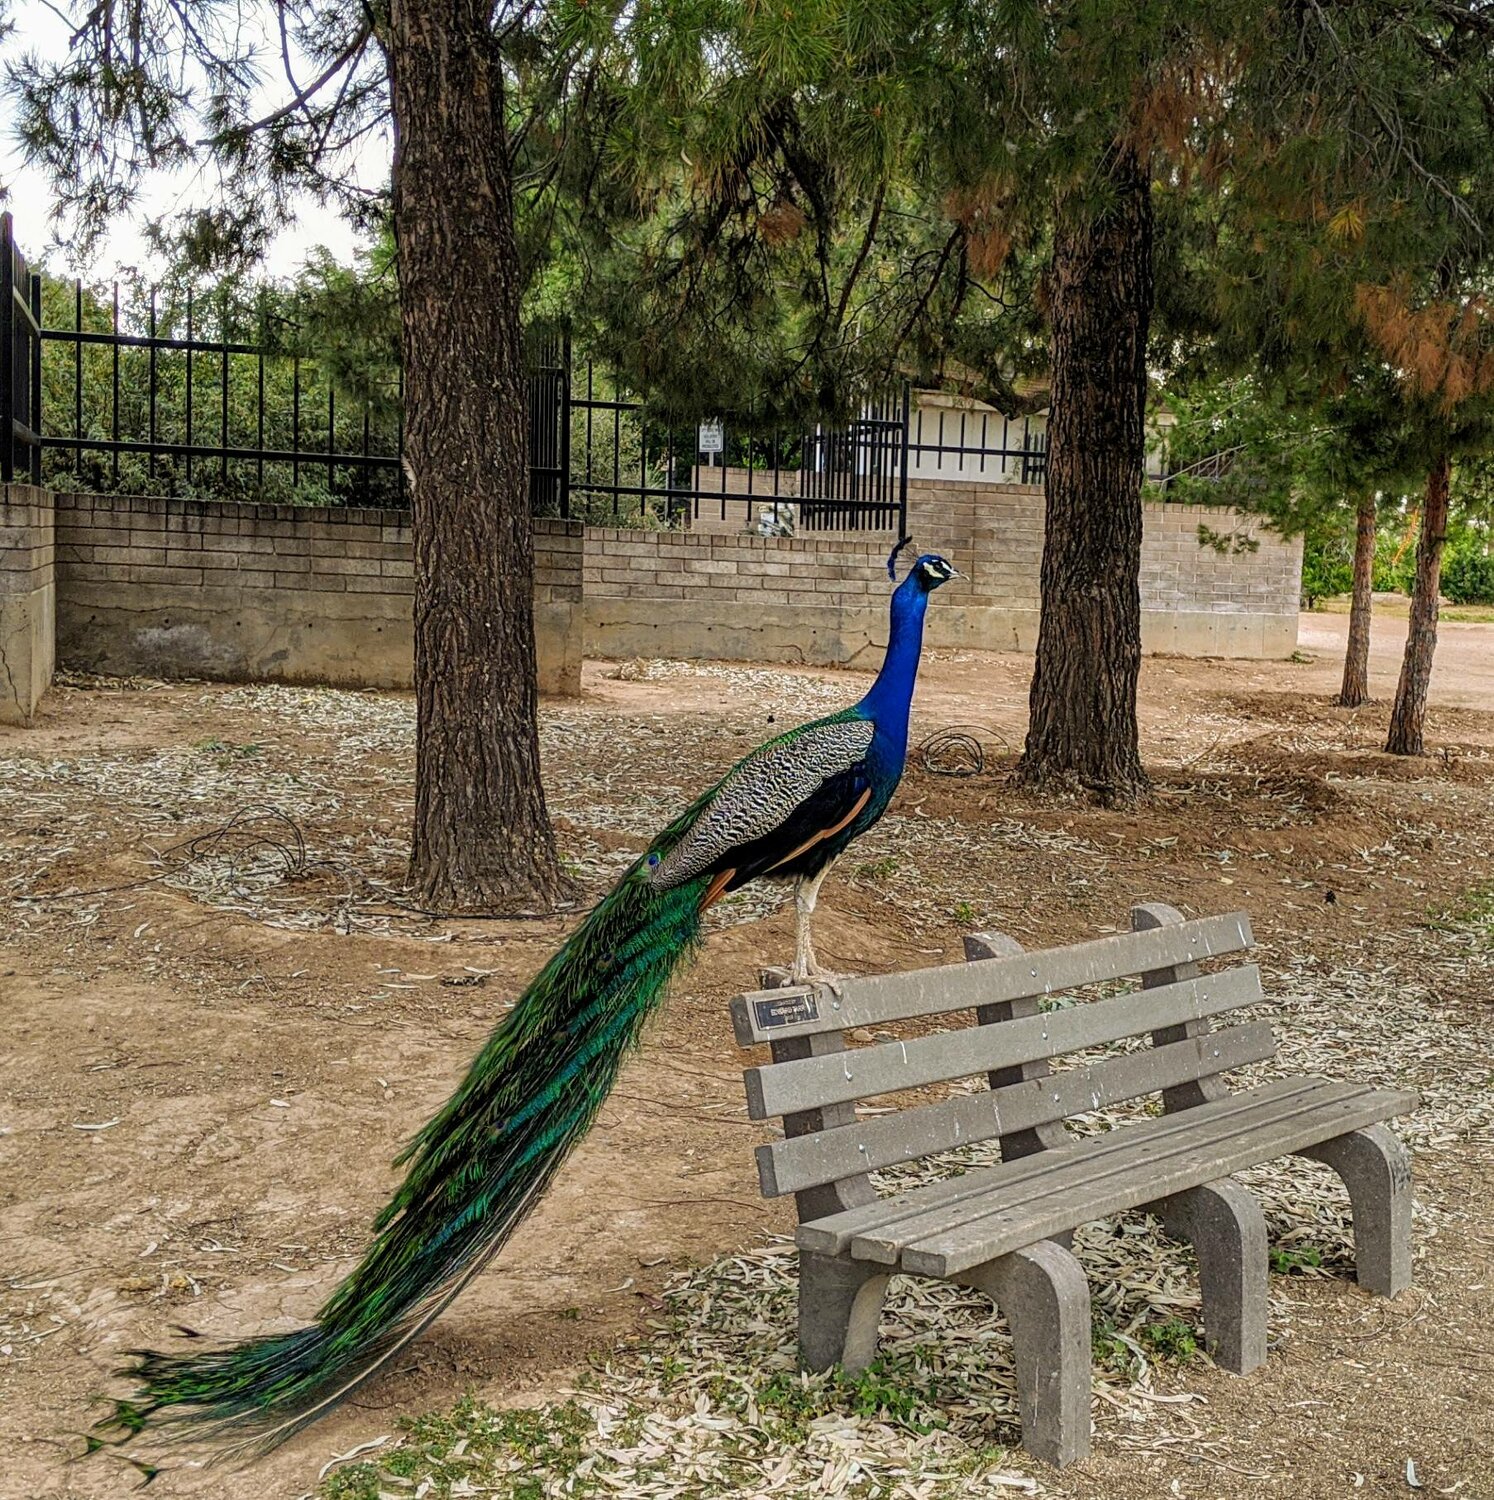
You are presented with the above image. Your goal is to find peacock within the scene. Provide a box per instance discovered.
[96,544,959,1461]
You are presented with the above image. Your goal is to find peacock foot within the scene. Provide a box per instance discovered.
[787,967,847,994]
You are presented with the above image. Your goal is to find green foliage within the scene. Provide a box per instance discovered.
[319,1396,593,1500]
[1373,528,1417,595]
[1092,1314,1200,1375]
[1442,534,1494,604]
[1426,879,1494,937]
[755,1364,948,1437]
[1301,523,1355,609]
[35,255,402,508]
[1268,1245,1325,1276]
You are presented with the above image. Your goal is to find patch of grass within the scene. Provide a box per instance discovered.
[1426,880,1494,938]
[952,899,977,926]
[754,1360,950,1438]
[319,1397,594,1500]
[191,737,263,763]
[1313,594,1494,624]
[1269,1244,1325,1275]
[1138,1317,1199,1364]
[854,855,900,882]
[1092,1314,1201,1374]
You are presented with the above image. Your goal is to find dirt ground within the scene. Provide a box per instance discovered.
[2,609,1493,1500]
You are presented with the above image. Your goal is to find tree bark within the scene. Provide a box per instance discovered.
[1337,494,1376,708]
[1385,456,1450,756]
[1013,143,1153,803]
[386,0,568,910]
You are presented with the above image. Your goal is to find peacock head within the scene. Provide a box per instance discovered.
[887,537,961,594]
[909,554,960,592]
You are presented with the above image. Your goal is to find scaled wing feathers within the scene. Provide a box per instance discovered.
[648,718,875,889]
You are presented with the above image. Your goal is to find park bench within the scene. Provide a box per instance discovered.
[729,903,1416,1468]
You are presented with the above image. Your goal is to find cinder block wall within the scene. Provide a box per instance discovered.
[582,527,894,666]
[622,480,1301,661]
[906,480,1301,655]
[50,494,584,693]
[1,476,1301,720]
[0,485,56,724]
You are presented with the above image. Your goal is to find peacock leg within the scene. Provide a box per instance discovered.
[790,866,837,984]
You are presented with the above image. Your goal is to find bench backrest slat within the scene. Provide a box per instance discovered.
[744,962,1264,1121]
[754,1019,1276,1197]
[729,911,1254,1047]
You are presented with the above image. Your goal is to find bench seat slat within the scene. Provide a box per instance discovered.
[850,1078,1361,1264]
[730,911,1254,1046]
[795,1078,1383,1257]
[756,1020,1276,1197]
[844,1082,1416,1276]
[816,1080,1410,1278]
[746,963,1264,1121]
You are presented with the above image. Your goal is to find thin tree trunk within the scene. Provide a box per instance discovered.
[386,0,568,910]
[1385,456,1451,756]
[1337,494,1376,708]
[1013,143,1152,803]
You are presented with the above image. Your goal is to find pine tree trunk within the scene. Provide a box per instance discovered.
[1385,456,1450,756]
[1013,144,1152,803]
[386,0,568,910]
[1337,494,1376,708]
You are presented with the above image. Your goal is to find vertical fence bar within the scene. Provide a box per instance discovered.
[362,404,371,504]
[0,213,13,484]
[637,406,647,520]
[185,287,194,484]
[292,342,301,488]
[396,362,404,505]
[148,289,157,483]
[557,334,571,520]
[897,382,910,539]
[111,283,120,485]
[74,280,83,480]
[256,292,265,492]
[584,360,594,503]
[28,270,42,483]
[220,289,229,483]
[611,383,621,520]
[328,381,336,494]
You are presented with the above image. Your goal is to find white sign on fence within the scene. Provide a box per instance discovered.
[697,420,724,455]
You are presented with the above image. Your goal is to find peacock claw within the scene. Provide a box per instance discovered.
[789,969,846,995]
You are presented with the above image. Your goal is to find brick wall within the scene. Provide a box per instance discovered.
[0,485,56,724]
[1,478,1302,718]
[583,527,889,605]
[49,494,583,692]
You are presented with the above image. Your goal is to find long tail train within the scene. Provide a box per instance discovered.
[96,847,712,1457]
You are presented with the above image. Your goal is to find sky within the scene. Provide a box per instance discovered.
[0,3,389,282]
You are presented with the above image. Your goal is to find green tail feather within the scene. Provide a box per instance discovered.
[96,841,711,1457]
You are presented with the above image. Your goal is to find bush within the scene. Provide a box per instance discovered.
[1300,531,1353,608]
[1373,528,1416,594]
[1442,539,1494,605]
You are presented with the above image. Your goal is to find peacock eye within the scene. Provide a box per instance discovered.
[646,853,660,867]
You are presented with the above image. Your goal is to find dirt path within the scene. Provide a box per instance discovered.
[2,618,1492,1499]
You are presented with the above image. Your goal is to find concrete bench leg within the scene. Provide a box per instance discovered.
[961,1240,1092,1468]
[1298,1125,1413,1297]
[1155,1178,1268,1374]
[797,1251,890,1375]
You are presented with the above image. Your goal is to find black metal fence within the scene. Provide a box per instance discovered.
[907,401,1049,485]
[1,215,42,485]
[24,214,1268,533]
[2,213,912,531]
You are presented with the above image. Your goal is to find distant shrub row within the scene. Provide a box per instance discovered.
[1301,523,1494,607]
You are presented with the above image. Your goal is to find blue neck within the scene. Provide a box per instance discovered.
[857,574,929,748]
